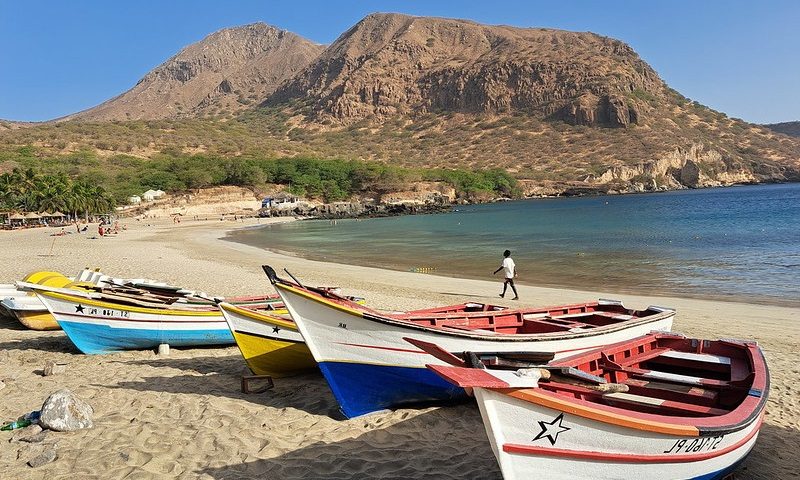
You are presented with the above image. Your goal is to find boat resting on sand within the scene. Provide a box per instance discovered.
[218,302,317,378]
[1,270,89,330]
[263,265,676,418]
[26,283,282,354]
[422,332,769,480]
[218,297,495,378]
[3,268,248,330]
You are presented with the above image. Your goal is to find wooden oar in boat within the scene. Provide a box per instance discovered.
[405,337,628,393]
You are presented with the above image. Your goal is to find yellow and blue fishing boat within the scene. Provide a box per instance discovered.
[24,283,283,354]
[218,302,317,377]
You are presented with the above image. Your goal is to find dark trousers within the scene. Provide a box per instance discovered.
[501,278,518,298]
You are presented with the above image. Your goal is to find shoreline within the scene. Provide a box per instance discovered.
[223,217,800,310]
[0,219,798,478]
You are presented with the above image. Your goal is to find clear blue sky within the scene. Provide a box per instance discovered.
[1,0,798,123]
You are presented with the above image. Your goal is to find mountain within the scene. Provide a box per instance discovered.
[260,13,799,190]
[267,13,659,127]
[2,13,799,196]
[64,23,324,121]
[763,121,800,138]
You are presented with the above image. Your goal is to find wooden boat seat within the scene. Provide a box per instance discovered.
[636,370,729,388]
[659,351,731,366]
[623,378,719,406]
[522,313,550,320]
[602,392,729,416]
[646,350,732,375]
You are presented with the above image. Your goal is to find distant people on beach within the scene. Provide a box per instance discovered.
[493,249,519,300]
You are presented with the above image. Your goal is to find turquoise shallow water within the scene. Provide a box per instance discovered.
[230,183,800,307]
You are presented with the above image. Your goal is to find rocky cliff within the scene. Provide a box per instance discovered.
[266,13,660,127]
[3,14,799,197]
[64,23,324,121]
[260,13,798,190]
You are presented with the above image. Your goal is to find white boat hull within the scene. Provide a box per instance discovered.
[474,387,761,480]
[276,284,675,418]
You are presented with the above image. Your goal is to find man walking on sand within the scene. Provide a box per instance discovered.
[493,249,519,300]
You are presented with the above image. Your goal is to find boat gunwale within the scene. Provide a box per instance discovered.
[276,282,675,343]
[498,337,769,435]
[218,302,296,331]
[37,290,223,316]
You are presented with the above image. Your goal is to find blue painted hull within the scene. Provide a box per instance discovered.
[318,361,467,418]
[58,320,234,354]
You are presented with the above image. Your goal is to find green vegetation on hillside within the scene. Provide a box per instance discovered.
[0,145,521,205]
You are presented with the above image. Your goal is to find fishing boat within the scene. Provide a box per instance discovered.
[263,266,676,418]
[218,302,317,377]
[218,295,450,378]
[421,332,769,480]
[25,283,281,354]
[1,270,86,329]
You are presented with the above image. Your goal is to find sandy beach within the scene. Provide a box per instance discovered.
[0,219,797,479]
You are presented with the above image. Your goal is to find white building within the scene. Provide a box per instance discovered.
[128,195,142,204]
[142,189,167,202]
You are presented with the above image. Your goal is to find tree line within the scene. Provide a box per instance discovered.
[0,168,115,219]
[1,146,522,205]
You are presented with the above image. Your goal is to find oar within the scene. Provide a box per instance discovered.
[404,337,467,367]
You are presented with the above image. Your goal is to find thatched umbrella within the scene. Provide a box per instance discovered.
[8,213,26,226]
[24,212,42,225]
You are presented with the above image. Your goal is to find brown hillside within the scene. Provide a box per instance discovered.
[267,13,661,127]
[764,121,800,138]
[64,23,324,121]
[261,13,799,190]
[2,14,799,195]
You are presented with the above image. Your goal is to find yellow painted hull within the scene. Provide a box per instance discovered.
[218,302,317,377]
[15,309,60,331]
[232,330,317,377]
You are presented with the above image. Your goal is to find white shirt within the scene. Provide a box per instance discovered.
[502,257,516,279]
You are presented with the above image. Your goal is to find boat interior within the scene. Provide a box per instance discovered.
[533,335,760,418]
[389,301,664,334]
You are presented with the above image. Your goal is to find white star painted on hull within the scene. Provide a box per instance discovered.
[533,413,571,445]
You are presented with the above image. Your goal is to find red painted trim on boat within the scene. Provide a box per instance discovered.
[502,415,762,463]
[335,342,426,354]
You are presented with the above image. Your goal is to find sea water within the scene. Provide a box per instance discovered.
[230,183,800,307]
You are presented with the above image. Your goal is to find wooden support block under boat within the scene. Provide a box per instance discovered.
[241,375,274,394]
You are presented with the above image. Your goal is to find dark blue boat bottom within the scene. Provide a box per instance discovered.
[318,362,467,418]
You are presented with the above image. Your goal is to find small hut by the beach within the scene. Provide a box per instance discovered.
[41,211,67,226]
[24,212,42,226]
[8,212,26,228]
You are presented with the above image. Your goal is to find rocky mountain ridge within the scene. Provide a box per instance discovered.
[63,23,323,121]
[266,13,659,128]
[764,121,800,138]
[2,14,799,197]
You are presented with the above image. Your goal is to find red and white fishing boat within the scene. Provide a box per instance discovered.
[264,266,676,418]
[421,332,769,480]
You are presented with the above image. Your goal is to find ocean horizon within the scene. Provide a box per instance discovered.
[229,183,800,308]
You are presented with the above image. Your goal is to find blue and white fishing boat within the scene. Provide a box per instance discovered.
[28,284,277,354]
